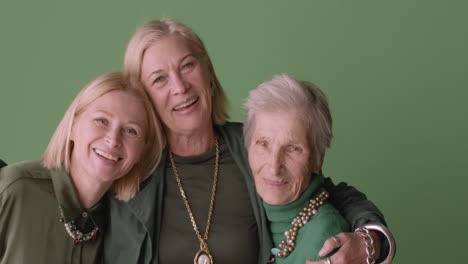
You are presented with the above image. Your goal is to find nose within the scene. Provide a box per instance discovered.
[171,72,189,95]
[105,128,122,148]
[268,148,283,175]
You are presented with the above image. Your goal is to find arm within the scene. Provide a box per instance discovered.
[322,177,386,229]
[305,177,395,264]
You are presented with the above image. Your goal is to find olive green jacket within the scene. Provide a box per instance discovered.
[104,122,386,264]
[0,160,106,264]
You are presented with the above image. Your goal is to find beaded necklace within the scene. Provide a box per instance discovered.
[271,191,329,258]
[59,206,99,244]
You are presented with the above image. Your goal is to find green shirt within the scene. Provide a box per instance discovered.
[104,122,387,264]
[264,175,350,263]
[0,160,106,264]
[158,137,258,263]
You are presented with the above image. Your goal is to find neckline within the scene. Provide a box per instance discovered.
[167,137,226,164]
[50,167,106,230]
[263,174,324,222]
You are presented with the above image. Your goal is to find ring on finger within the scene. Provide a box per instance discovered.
[324,257,332,264]
[331,236,341,247]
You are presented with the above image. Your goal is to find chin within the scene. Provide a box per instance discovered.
[94,168,126,183]
[261,192,293,206]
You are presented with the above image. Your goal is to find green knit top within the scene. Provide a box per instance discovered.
[264,175,350,263]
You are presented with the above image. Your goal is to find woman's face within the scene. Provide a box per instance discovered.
[140,36,213,137]
[248,110,313,205]
[70,90,147,186]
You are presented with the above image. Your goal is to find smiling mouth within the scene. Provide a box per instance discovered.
[173,97,198,111]
[93,148,121,161]
[264,178,288,186]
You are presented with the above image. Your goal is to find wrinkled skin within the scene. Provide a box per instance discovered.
[306,231,381,264]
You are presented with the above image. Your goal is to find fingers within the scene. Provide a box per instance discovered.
[318,233,346,257]
[305,257,333,264]
[310,232,371,264]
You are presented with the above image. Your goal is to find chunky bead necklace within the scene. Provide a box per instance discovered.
[59,206,99,244]
[272,191,329,258]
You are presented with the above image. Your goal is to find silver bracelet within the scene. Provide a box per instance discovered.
[355,227,376,264]
[361,222,396,264]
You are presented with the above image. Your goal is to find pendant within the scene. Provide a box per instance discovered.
[194,248,213,264]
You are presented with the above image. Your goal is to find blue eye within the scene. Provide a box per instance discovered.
[123,127,138,137]
[286,145,303,153]
[256,140,268,147]
[95,118,108,126]
[153,75,166,84]
[181,62,195,73]
[182,62,194,69]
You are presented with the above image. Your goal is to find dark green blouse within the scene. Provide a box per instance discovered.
[159,137,259,264]
[0,160,106,264]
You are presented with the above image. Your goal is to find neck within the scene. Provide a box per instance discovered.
[69,165,111,210]
[167,126,216,156]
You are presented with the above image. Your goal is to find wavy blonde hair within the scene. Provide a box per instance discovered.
[42,72,164,201]
[124,18,229,125]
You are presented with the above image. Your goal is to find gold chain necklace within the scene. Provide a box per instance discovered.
[168,137,219,264]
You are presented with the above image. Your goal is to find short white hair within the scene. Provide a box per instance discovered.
[244,74,333,169]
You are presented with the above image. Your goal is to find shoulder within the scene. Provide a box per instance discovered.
[311,202,351,234]
[217,121,247,153]
[295,202,350,261]
[218,121,244,136]
[0,160,52,194]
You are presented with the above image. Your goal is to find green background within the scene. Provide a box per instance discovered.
[1,0,466,262]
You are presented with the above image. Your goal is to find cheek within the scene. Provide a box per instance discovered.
[248,150,264,173]
[289,159,311,184]
[144,87,164,107]
[128,141,146,161]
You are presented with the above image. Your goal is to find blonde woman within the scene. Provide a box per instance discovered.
[0,72,163,263]
[106,19,394,264]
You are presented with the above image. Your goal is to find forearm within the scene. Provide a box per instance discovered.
[323,176,396,263]
[322,177,386,229]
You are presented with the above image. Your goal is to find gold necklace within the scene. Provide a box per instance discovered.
[168,137,219,264]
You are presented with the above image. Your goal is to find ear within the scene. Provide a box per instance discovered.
[69,124,76,141]
[69,117,78,141]
[312,155,324,174]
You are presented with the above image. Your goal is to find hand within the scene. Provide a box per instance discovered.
[305,231,381,264]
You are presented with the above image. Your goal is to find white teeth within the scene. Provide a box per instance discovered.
[94,149,119,161]
[174,98,197,110]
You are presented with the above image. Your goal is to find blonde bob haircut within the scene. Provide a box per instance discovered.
[124,18,229,125]
[42,72,164,201]
[244,74,333,170]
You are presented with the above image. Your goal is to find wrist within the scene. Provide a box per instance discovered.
[359,222,396,264]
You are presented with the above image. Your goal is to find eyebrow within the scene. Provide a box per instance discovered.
[91,110,144,128]
[146,53,195,80]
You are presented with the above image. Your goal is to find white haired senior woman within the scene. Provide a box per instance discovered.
[105,18,394,264]
[244,75,395,264]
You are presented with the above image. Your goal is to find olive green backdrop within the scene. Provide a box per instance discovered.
[1,0,466,263]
